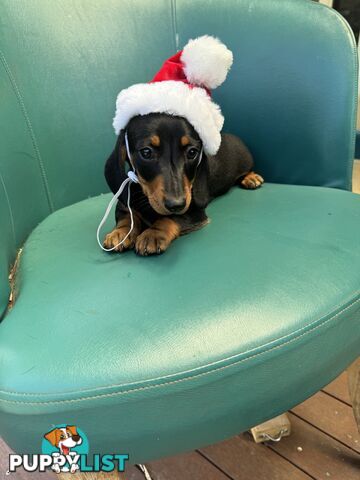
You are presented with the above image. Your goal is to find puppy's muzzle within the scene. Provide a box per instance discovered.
[164,197,186,213]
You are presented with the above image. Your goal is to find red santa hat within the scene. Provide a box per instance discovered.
[113,35,233,155]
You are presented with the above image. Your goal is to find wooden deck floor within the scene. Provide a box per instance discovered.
[1,371,359,480]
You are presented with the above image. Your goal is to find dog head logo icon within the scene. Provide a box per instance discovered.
[42,425,87,473]
[44,425,83,455]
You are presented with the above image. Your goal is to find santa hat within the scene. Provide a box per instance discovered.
[113,35,233,155]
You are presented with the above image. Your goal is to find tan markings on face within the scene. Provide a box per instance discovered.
[180,135,190,147]
[150,135,160,147]
[183,175,192,212]
[120,145,127,163]
[138,174,168,215]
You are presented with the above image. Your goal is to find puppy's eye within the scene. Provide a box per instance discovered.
[187,147,198,160]
[139,147,153,160]
[60,434,65,439]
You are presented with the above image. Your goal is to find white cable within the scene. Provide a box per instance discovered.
[96,131,139,252]
[137,464,154,480]
[197,147,203,167]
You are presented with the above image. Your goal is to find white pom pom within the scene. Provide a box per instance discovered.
[181,35,233,89]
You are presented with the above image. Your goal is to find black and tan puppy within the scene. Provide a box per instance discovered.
[104,113,263,255]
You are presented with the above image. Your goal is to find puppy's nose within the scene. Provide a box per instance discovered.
[72,435,80,442]
[164,197,186,213]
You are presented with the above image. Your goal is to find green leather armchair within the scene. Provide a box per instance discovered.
[1,0,360,466]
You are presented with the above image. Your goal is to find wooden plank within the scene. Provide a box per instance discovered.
[322,372,351,406]
[199,434,312,480]
[48,469,141,480]
[125,465,149,480]
[348,358,360,431]
[146,451,230,480]
[269,413,360,480]
[291,390,360,452]
[58,472,124,480]
[0,436,56,479]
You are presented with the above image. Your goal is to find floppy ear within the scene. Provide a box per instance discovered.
[44,428,58,446]
[104,129,128,194]
[192,155,210,209]
[67,425,78,436]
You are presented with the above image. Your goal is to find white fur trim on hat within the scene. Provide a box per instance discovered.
[181,35,233,89]
[113,81,224,155]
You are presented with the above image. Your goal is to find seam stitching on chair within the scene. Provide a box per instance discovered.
[1,293,359,405]
[0,170,16,247]
[0,49,54,212]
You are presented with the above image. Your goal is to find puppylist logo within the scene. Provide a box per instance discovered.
[7,424,129,474]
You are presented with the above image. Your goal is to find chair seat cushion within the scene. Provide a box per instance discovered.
[1,183,360,462]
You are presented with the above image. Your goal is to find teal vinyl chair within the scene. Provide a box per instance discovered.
[1,0,360,468]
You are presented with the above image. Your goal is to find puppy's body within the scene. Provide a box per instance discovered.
[104,113,263,255]
[205,133,254,199]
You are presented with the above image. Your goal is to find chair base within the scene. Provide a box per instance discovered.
[250,413,291,443]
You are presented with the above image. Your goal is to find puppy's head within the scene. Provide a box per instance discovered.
[124,113,203,215]
[44,426,82,451]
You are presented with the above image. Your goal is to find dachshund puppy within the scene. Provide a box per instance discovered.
[104,113,263,255]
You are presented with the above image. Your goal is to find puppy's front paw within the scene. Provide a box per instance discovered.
[135,228,172,256]
[70,463,79,473]
[241,172,264,189]
[51,464,61,474]
[103,226,138,252]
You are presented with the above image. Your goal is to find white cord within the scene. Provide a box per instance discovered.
[96,131,139,252]
[197,147,203,168]
[137,464,153,480]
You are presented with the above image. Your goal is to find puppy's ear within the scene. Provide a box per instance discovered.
[104,129,127,194]
[192,155,210,209]
[67,425,78,436]
[44,428,58,446]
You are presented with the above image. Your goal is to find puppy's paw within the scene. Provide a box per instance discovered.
[241,172,264,189]
[135,228,172,256]
[51,464,61,474]
[103,226,138,252]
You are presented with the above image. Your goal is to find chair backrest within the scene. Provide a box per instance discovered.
[0,0,357,316]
